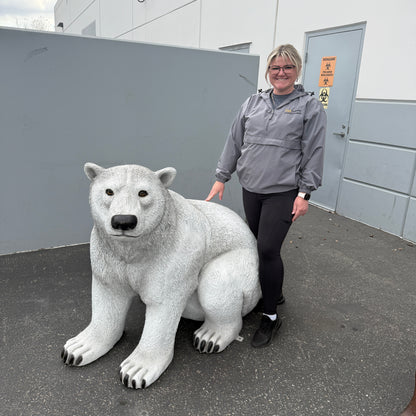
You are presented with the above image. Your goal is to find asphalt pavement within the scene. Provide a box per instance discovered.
[1,205,415,416]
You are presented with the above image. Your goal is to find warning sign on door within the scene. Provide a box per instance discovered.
[319,87,330,110]
[319,56,337,87]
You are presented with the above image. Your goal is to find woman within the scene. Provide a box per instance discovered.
[206,44,326,348]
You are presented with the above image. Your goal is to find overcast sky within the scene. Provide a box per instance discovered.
[0,0,56,30]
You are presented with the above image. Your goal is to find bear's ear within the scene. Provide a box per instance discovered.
[84,163,105,181]
[155,167,176,188]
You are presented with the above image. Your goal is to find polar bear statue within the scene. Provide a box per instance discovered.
[61,163,261,389]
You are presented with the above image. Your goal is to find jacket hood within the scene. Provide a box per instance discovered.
[261,84,306,97]
[259,84,307,107]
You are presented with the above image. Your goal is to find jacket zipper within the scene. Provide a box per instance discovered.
[263,92,305,133]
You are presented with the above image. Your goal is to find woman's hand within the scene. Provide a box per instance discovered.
[292,197,309,222]
[206,181,225,201]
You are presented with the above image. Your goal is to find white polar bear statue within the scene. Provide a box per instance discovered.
[61,163,261,389]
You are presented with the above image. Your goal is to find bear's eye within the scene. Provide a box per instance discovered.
[138,190,148,197]
[105,189,114,196]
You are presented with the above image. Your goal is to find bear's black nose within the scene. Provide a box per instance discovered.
[111,215,138,231]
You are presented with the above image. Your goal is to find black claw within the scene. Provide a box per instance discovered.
[194,336,199,349]
[207,341,213,353]
[199,340,206,352]
[63,351,68,363]
[120,371,123,382]
[141,380,146,389]
[75,355,83,366]
[213,344,220,353]
[123,375,129,387]
[68,354,75,365]
[60,349,65,359]
[132,380,136,389]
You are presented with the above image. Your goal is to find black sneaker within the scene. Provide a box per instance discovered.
[251,315,282,348]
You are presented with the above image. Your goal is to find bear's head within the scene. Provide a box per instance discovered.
[84,163,176,241]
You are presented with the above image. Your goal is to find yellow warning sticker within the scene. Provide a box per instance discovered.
[319,87,330,110]
[319,56,337,87]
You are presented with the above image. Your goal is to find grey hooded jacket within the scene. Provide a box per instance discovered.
[215,86,326,194]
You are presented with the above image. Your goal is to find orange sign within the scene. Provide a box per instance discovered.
[319,56,337,87]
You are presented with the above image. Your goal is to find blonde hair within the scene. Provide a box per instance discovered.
[265,44,302,82]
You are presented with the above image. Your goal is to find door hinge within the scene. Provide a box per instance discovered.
[304,52,308,63]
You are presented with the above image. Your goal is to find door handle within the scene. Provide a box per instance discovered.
[333,131,345,138]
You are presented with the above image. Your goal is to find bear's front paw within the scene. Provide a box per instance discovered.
[61,336,90,366]
[119,350,173,389]
[61,347,83,366]
[61,328,121,367]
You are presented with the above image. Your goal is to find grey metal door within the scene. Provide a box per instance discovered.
[303,25,365,211]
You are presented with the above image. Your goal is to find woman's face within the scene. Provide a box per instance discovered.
[268,56,298,95]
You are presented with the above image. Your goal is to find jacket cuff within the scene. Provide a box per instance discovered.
[215,172,230,183]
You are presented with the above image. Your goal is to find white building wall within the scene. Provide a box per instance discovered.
[55,0,100,35]
[275,0,416,101]
[55,0,416,98]
[54,0,68,29]
[199,0,278,91]
[130,1,201,48]
[100,0,132,39]
[132,0,193,24]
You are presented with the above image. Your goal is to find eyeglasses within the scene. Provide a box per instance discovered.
[268,65,296,73]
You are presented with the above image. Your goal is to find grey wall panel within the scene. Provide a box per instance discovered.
[0,28,259,254]
[343,142,415,194]
[337,180,408,236]
[403,198,416,242]
[411,173,416,197]
[337,99,416,242]
[349,101,416,149]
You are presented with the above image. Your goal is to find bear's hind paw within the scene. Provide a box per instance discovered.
[193,321,241,354]
[193,334,221,353]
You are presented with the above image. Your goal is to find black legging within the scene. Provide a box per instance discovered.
[242,188,297,315]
